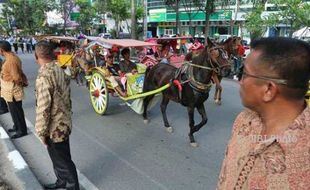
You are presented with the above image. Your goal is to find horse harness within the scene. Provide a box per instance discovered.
[173,46,228,96]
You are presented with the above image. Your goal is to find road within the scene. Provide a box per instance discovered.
[1,53,244,190]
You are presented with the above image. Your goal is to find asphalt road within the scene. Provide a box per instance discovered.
[3,53,244,190]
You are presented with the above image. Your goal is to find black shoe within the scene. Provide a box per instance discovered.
[11,133,27,139]
[43,182,66,189]
[8,128,17,133]
[0,109,8,115]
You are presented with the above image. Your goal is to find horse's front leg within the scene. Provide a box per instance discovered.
[161,96,173,133]
[189,104,208,147]
[212,73,222,105]
[217,86,223,105]
[187,106,197,147]
[143,95,154,124]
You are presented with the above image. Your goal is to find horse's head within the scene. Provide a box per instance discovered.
[207,38,231,77]
[221,36,241,57]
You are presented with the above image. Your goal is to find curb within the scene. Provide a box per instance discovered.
[0,124,43,190]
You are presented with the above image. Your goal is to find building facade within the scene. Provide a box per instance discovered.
[146,0,309,39]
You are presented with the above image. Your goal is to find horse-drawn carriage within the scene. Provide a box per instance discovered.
[83,36,232,146]
[44,36,79,76]
[145,36,192,68]
[84,37,171,115]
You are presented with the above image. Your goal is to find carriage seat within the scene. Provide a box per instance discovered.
[126,64,147,96]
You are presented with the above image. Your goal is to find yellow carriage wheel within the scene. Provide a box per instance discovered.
[89,72,109,115]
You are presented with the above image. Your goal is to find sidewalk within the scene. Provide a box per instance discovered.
[0,113,43,190]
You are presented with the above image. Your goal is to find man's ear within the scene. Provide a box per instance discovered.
[262,82,278,102]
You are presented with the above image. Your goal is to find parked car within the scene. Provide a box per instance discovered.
[118,32,131,39]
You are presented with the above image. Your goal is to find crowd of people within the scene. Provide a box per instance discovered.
[0,36,37,54]
[0,36,309,190]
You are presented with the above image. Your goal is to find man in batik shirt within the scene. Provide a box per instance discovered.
[35,41,79,190]
[217,37,310,190]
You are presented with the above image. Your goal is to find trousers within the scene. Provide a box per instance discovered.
[0,97,8,112]
[47,138,80,190]
[7,99,27,134]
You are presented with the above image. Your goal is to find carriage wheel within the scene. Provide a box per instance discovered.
[89,72,109,115]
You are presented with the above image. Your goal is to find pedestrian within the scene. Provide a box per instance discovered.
[19,37,24,54]
[0,40,27,139]
[217,37,310,190]
[26,37,32,53]
[0,56,8,114]
[31,36,37,51]
[34,41,79,190]
[13,37,18,54]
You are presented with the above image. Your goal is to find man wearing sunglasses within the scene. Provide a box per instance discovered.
[217,37,310,190]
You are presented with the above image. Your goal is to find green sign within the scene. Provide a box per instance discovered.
[70,12,80,21]
[164,10,232,22]
[149,9,166,22]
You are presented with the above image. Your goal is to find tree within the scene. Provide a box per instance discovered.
[55,0,76,35]
[165,0,181,34]
[105,0,130,38]
[270,0,310,37]
[131,0,137,39]
[75,0,97,34]
[127,1,144,39]
[1,0,54,35]
[181,0,199,36]
[193,0,238,43]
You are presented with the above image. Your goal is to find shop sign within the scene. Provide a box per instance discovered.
[149,8,167,22]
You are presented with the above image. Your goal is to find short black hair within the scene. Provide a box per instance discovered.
[251,37,310,100]
[121,48,130,57]
[0,40,11,52]
[35,41,55,60]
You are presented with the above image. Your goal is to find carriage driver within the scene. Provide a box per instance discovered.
[119,48,137,74]
[105,54,127,97]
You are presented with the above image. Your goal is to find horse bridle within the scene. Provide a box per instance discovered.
[208,47,231,74]
[184,46,229,92]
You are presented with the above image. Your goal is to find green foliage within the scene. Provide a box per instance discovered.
[1,0,54,35]
[270,0,310,35]
[106,0,130,22]
[136,5,144,20]
[75,0,98,33]
[244,4,267,40]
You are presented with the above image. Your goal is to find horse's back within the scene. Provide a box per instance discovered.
[143,63,177,91]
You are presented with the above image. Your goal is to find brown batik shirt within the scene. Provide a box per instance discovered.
[217,106,310,190]
[0,52,24,102]
[35,62,72,143]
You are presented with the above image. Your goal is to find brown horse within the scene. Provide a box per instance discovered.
[213,36,242,105]
[142,38,230,147]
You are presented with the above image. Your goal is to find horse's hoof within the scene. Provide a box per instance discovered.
[143,119,149,124]
[215,99,221,105]
[166,127,173,133]
[190,142,199,147]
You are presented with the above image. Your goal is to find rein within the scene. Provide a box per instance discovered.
[175,46,229,93]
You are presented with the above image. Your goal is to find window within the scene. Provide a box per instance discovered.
[164,29,174,35]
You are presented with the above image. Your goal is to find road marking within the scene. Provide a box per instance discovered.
[0,127,9,139]
[25,118,99,190]
[74,124,170,190]
[8,150,27,170]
